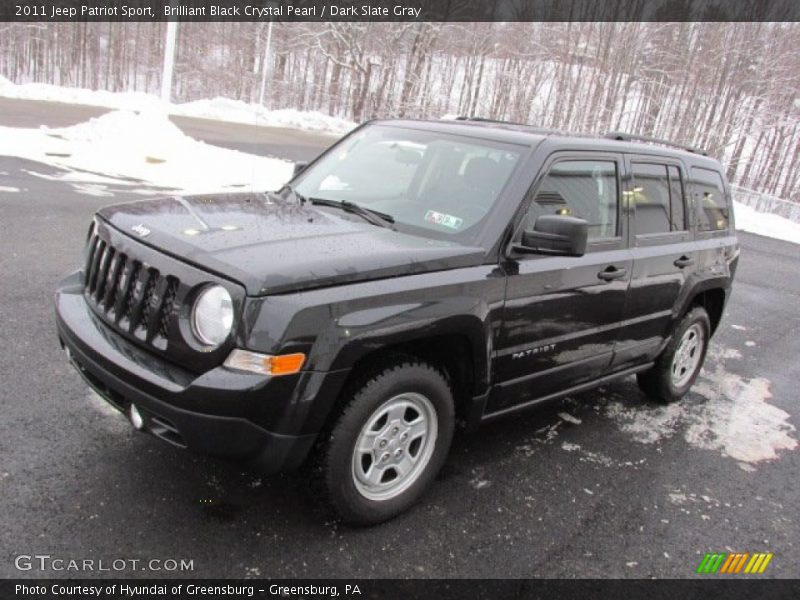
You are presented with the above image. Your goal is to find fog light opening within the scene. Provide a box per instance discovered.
[129,403,145,430]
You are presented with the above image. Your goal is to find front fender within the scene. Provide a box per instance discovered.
[320,300,494,395]
[240,267,506,430]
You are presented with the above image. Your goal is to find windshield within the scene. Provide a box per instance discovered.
[292,125,523,241]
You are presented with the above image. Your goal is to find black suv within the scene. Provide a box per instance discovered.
[55,119,738,524]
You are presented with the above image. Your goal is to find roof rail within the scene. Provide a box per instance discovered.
[452,116,573,136]
[605,131,708,156]
[454,115,527,126]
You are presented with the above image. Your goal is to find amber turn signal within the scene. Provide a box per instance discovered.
[224,350,306,376]
[269,353,306,375]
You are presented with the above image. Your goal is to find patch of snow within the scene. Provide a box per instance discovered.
[0,186,20,192]
[560,440,644,468]
[515,443,536,457]
[70,183,115,197]
[734,200,800,245]
[720,348,742,360]
[731,325,747,331]
[558,412,582,425]
[0,75,162,111]
[173,97,354,136]
[470,478,491,490]
[688,366,795,463]
[0,110,293,194]
[745,341,756,347]
[606,345,797,466]
[707,345,742,362]
[534,422,561,443]
[583,488,594,495]
[0,76,354,136]
[244,566,261,578]
[605,400,684,444]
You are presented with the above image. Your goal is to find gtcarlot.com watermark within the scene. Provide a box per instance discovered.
[14,554,194,572]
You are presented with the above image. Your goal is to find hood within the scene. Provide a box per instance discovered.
[98,192,486,295]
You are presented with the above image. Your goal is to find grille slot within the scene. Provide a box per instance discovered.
[84,233,180,349]
[158,278,179,338]
[122,263,141,321]
[139,270,160,331]
[87,239,106,294]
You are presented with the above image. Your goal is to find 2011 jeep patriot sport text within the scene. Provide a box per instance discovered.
[55,119,738,524]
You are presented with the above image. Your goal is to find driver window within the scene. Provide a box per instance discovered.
[527,159,618,239]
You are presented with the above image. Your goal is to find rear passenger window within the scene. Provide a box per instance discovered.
[692,167,729,231]
[631,163,673,235]
[528,160,618,239]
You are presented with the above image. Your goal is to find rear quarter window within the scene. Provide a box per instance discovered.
[691,167,730,232]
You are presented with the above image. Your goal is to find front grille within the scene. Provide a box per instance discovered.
[84,232,180,351]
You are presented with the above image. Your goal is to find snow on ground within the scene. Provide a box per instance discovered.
[733,200,800,245]
[0,75,161,112]
[0,76,355,136]
[0,110,293,194]
[1,77,798,244]
[172,97,355,135]
[604,344,797,468]
[0,186,20,193]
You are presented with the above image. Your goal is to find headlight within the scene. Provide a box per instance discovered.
[192,285,234,347]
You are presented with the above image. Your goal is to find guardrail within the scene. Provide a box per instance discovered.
[732,185,800,224]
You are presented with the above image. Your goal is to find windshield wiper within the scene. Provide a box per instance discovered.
[309,198,395,228]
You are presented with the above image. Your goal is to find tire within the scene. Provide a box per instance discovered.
[313,359,455,525]
[637,306,711,403]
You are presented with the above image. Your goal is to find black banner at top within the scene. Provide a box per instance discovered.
[2,0,800,22]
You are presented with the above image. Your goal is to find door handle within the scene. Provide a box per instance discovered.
[674,255,695,268]
[598,266,628,281]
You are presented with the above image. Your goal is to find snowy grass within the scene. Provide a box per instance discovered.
[0,76,355,136]
[172,97,355,135]
[733,201,800,245]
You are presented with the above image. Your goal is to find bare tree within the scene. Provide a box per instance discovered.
[1,21,798,200]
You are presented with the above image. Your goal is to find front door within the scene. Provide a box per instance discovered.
[487,153,632,416]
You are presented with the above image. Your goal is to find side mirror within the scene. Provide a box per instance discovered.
[515,215,588,257]
[292,161,309,178]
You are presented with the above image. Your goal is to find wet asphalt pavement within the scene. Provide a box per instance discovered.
[0,100,798,579]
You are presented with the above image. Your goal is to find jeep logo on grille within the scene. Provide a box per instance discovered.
[131,224,151,237]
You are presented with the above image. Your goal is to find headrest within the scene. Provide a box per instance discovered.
[463,156,498,188]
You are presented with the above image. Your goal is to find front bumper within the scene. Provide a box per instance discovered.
[55,272,342,474]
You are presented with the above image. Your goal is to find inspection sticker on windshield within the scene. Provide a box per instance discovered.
[425,210,463,230]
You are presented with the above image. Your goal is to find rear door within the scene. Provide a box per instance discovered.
[488,152,632,415]
[612,156,696,369]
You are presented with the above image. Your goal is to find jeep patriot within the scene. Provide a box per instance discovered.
[55,118,738,524]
